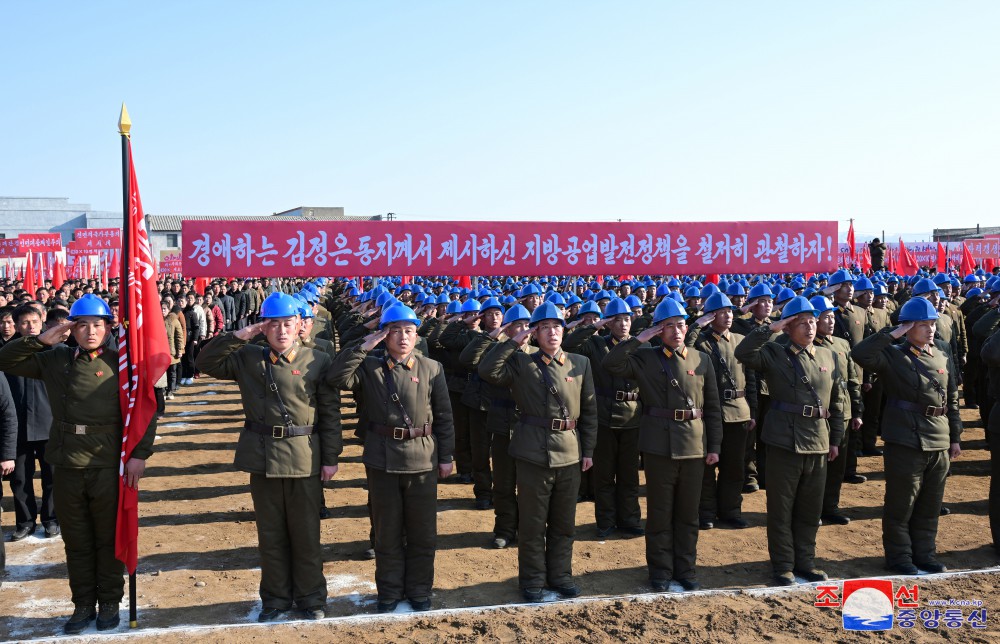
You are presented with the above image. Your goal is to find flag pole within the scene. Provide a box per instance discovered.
[118,103,139,630]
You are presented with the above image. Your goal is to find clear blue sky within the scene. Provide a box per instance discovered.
[2,2,997,240]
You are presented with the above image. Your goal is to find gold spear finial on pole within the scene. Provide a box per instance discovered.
[118,103,132,137]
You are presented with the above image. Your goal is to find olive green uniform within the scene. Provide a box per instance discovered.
[328,345,454,603]
[442,320,493,501]
[732,316,774,489]
[429,321,473,478]
[852,329,961,568]
[735,326,846,576]
[196,334,341,612]
[469,334,538,542]
[604,340,723,584]
[981,330,1000,552]
[686,326,757,523]
[479,341,597,591]
[858,305,890,454]
[0,337,157,609]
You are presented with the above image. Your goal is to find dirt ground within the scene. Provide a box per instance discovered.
[1,376,997,642]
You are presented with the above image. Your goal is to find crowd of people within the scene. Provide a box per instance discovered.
[1,262,1000,632]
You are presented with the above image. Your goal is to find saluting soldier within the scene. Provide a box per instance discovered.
[328,303,455,613]
[467,304,537,549]
[562,297,646,538]
[685,292,756,530]
[799,296,862,526]
[604,297,722,592]
[0,294,156,634]
[735,296,845,586]
[196,291,342,622]
[479,301,597,603]
[733,282,775,492]
[852,298,962,574]
[981,322,1000,554]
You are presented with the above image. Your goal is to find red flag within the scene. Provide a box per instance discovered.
[194,276,210,296]
[116,139,171,574]
[705,273,720,285]
[960,243,976,277]
[455,275,472,289]
[52,255,66,291]
[847,221,856,265]
[24,251,36,293]
[898,238,920,275]
[859,244,872,273]
[936,242,947,273]
[987,258,997,272]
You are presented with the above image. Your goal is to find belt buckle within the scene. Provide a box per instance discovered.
[802,405,814,418]
[272,426,285,439]
[393,427,407,440]
[75,424,87,435]
[673,409,686,422]
[925,405,938,417]
[723,389,734,400]
[550,418,564,431]
[615,391,625,402]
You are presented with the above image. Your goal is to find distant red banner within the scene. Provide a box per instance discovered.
[17,233,63,253]
[159,252,182,275]
[0,238,21,258]
[182,220,838,277]
[74,228,122,249]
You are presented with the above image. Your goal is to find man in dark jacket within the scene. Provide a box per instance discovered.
[0,375,18,572]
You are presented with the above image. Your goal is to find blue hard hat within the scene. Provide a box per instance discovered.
[346,286,360,297]
[545,292,567,307]
[726,282,746,296]
[298,302,315,319]
[446,300,463,315]
[963,273,979,283]
[624,295,643,309]
[302,282,318,294]
[780,296,819,320]
[461,299,482,313]
[775,287,797,304]
[652,297,688,324]
[578,301,602,318]
[668,291,685,304]
[603,297,633,317]
[502,304,530,325]
[667,278,682,288]
[684,286,701,299]
[827,269,853,287]
[519,283,542,297]
[68,293,113,321]
[932,273,950,285]
[809,295,836,313]
[436,293,450,305]
[565,294,583,307]
[375,291,395,308]
[911,278,938,296]
[596,289,613,302]
[700,283,720,300]
[299,289,318,304]
[747,283,773,301]
[655,283,671,298]
[379,303,420,329]
[529,302,565,327]
[854,277,874,292]
[480,297,503,313]
[501,295,517,306]
[898,297,939,322]
[873,284,889,296]
[260,292,301,319]
[315,277,327,286]
[702,292,733,314]
[966,287,984,298]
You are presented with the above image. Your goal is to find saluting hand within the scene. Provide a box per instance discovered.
[234,321,266,341]
[320,465,338,481]
[890,322,914,339]
[591,317,611,330]
[123,457,146,490]
[695,311,716,328]
[635,324,663,344]
[769,317,791,333]
[564,318,584,330]
[361,327,390,352]
[37,320,74,346]
[510,326,532,347]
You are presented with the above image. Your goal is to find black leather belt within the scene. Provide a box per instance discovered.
[370,422,433,440]
[887,398,947,417]
[520,416,578,431]
[244,421,314,439]
[56,420,121,435]
[644,407,703,421]
[722,389,746,400]
[770,401,831,419]
[595,387,640,402]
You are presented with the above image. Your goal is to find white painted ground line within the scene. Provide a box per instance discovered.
[15,566,1000,643]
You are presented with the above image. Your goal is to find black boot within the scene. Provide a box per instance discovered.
[64,604,96,635]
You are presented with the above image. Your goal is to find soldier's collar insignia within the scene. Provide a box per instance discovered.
[663,346,687,359]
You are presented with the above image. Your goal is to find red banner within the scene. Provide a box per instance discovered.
[17,233,63,252]
[0,238,22,258]
[159,252,182,276]
[74,227,122,249]
[182,220,838,278]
